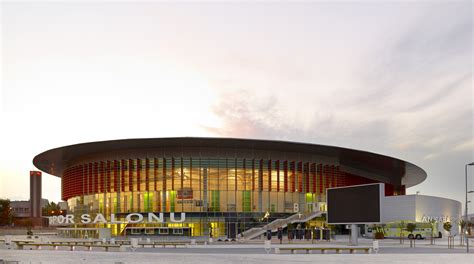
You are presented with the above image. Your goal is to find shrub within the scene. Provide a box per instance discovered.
[374,231,384,239]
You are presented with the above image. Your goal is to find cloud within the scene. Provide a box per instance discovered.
[204,2,473,209]
[206,3,472,156]
[451,139,474,153]
[423,153,440,161]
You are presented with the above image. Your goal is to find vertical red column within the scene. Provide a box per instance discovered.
[63,168,67,200]
[318,164,323,194]
[94,162,99,194]
[268,160,272,191]
[311,163,316,193]
[68,167,71,199]
[81,165,84,197]
[78,165,84,197]
[283,161,288,192]
[332,165,336,188]
[106,161,111,193]
[324,165,330,190]
[326,165,330,188]
[88,163,93,194]
[190,158,193,189]
[234,159,237,191]
[113,160,118,192]
[91,162,96,193]
[85,163,92,194]
[71,167,74,198]
[163,158,167,191]
[154,158,158,192]
[145,158,149,192]
[276,160,280,192]
[76,166,80,198]
[305,162,310,193]
[63,167,68,200]
[251,159,255,191]
[81,165,85,195]
[328,165,332,188]
[83,165,87,195]
[62,168,66,200]
[336,166,343,187]
[258,159,263,191]
[137,159,141,192]
[180,157,184,191]
[121,160,126,192]
[99,162,104,193]
[128,159,133,192]
[298,162,303,193]
[290,161,295,192]
[74,166,78,198]
[82,164,86,195]
[385,184,394,196]
[171,158,175,191]
[243,159,247,191]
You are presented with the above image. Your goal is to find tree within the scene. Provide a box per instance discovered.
[444,221,454,249]
[406,223,417,248]
[42,201,61,216]
[406,223,416,238]
[459,219,466,245]
[443,221,452,236]
[398,221,406,244]
[429,219,437,245]
[0,199,14,226]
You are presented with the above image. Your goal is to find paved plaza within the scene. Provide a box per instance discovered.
[1,235,473,263]
[1,249,473,264]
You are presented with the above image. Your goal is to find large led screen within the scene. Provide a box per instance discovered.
[327,183,383,224]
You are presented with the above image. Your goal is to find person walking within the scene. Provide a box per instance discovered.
[266,229,272,240]
[277,227,283,244]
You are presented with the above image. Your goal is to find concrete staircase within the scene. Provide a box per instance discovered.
[241,210,323,241]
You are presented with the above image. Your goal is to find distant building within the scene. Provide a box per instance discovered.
[382,194,462,236]
[11,199,49,221]
[10,200,30,218]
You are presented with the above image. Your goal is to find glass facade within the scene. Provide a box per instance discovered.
[63,158,379,214]
[62,157,397,237]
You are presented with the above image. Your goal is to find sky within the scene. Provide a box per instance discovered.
[0,1,472,212]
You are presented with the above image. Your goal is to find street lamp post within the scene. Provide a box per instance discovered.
[465,162,474,253]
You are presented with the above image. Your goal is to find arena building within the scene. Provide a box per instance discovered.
[33,137,427,238]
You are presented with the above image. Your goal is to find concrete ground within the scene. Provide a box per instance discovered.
[1,249,473,264]
[0,235,473,263]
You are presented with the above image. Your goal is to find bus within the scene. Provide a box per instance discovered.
[364,221,440,240]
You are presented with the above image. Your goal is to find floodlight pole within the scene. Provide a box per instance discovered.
[350,224,358,245]
[466,162,474,253]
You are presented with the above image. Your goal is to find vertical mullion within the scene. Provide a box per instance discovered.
[137,159,141,192]
[145,158,150,192]
[252,159,255,191]
[171,157,175,191]
[268,160,272,192]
